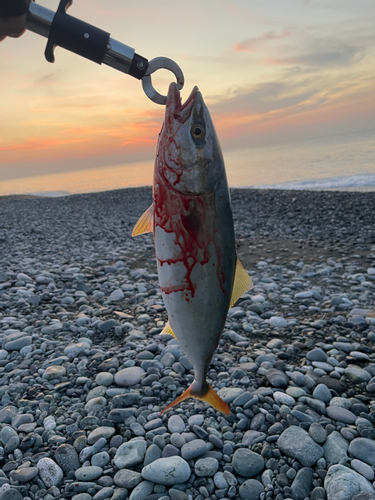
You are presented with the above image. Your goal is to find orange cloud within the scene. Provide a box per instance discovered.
[234,30,291,53]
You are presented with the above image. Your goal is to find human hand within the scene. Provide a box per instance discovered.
[0,12,27,41]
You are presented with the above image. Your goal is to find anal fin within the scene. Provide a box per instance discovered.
[132,204,154,236]
[161,321,176,338]
[230,259,253,307]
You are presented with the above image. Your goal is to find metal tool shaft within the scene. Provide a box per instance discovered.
[26,1,147,79]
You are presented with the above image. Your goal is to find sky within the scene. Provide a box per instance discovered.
[1,0,374,181]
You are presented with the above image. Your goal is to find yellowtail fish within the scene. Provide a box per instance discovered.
[133,82,252,415]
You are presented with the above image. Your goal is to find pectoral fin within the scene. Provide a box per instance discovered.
[161,321,176,338]
[230,259,253,307]
[132,205,154,236]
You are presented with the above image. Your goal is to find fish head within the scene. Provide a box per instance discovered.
[156,82,225,195]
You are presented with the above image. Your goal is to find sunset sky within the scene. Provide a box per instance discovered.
[1,0,374,181]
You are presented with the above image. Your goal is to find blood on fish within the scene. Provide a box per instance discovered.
[153,167,228,300]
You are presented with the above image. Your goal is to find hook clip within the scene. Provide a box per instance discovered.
[142,57,184,105]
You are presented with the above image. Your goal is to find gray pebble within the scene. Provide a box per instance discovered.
[114,440,147,469]
[232,449,264,477]
[277,425,323,467]
[141,456,190,485]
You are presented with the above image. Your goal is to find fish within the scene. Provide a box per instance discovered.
[132,82,252,415]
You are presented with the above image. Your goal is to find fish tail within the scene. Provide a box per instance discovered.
[159,380,230,416]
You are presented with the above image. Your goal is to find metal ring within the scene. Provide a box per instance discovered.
[142,57,184,105]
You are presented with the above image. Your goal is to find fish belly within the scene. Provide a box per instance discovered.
[155,226,229,380]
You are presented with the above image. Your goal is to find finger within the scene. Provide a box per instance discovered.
[0,13,27,38]
[9,29,26,38]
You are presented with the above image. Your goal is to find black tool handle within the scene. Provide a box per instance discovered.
[45,0,109,64]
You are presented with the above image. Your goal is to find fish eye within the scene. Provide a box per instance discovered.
[191,124,205,140]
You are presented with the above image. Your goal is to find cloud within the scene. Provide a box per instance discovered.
[210,81,318,116]
[234,30,291,53]
[266,42,364,66]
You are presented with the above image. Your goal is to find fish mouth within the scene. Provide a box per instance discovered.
[166,82,201,123]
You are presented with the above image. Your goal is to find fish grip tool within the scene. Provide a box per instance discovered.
[26,0,184,104]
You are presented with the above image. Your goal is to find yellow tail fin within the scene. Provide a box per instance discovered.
[159,382,230,416]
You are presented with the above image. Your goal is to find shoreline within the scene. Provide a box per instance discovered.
[1,182,375,201]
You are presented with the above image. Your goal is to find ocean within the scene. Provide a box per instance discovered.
[1,129,374,197]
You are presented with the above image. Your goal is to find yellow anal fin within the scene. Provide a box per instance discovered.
[230,259,253,307]
[159,383,230,416]
[132,204,154,236]
[161,321,176,338]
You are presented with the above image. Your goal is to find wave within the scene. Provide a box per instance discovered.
[28,191,71,197]
[243,174,375,191]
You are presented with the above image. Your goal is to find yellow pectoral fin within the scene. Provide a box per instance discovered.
[161,321,176,338]
[230,259,253,307]
[132,205,154,236]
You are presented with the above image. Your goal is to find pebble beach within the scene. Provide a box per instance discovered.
[1,187,375,500]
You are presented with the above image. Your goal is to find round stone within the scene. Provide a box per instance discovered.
[188,415,204,427]
[344,366,371,384]
[11,467,38,482]
[114,440,147,469]
[114,367,145,387]
[4,336,32,351]
[181,439,207,460]
[277,426,323,467]
[43,365,66,380]
[306,348,327,362]
[324,464,374,499]
[269,317,288,328]
[216,387,244,403]
[141,456,191,485]
[37,458,64,487]
[54,444,80,474]
[95,372,114,386]
[232,449,264,477]
[326,406,356,424]
[309,423,327,444]
[75,466,103,481]
[273,391,295,407]
[348,438,375,466]
[84,397,107,414]
[167,415,185,434]
[313,383,332,403]
[239,479,265,500]
[194,457,219,477]
[0,489,23,500]
[92,452,110,468]
[114,469,142,489]
[351,459,375,481]
[265,368,289,388]
[87,426,115,444]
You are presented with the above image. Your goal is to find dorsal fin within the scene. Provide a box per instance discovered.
[132,205,154,236]
[230,259,253,307]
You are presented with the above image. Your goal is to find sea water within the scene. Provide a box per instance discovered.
[0,129,374,197]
